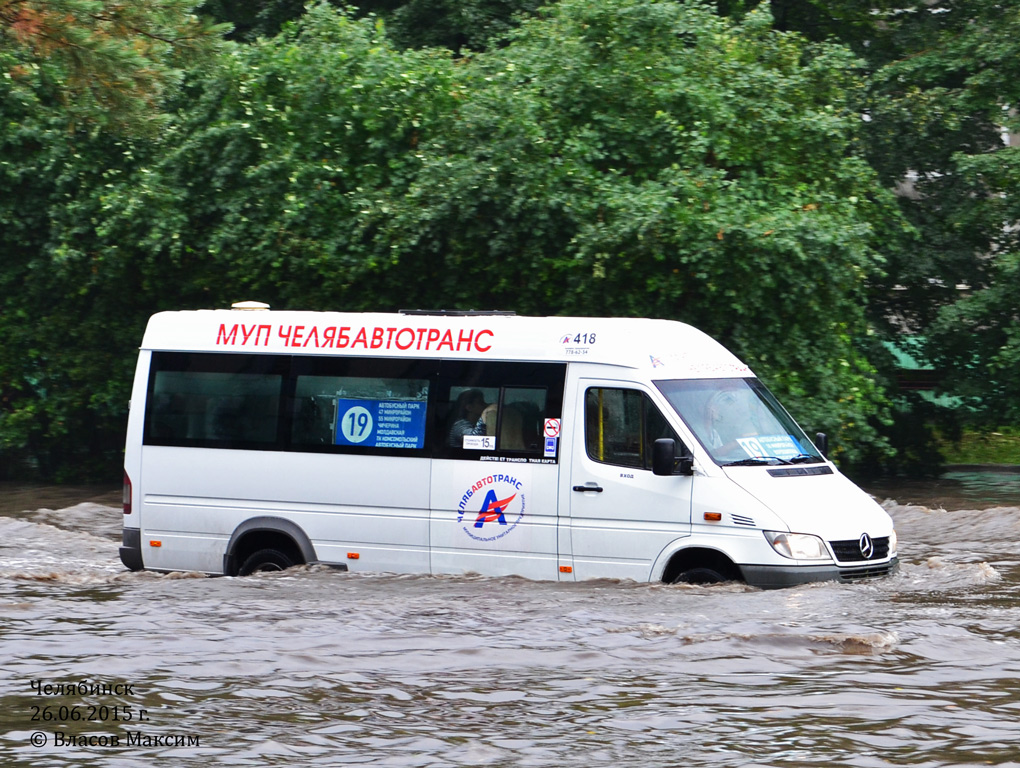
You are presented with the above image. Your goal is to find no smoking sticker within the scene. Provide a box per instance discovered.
[544,419,561,438]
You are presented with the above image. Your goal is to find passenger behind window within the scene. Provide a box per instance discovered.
[448,389,496,447]
[500,401,542,451]
[499,402,525,450]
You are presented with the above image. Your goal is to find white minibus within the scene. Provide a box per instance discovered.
[119,306,898,588]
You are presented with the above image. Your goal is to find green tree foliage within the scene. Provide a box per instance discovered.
[19,0,1005,480]
[383,0,901,461]
[196,0,546,50]
[0,89,135,478]
[763,0,1020,436]
[857,0,1017,337]
[897,2,1020,427]
[0,1,225,478]
[63,1,899,475]
[108,4,459,307]
[0,0,227,133]
[195,0,307,41]
[384,0,545,51]
[926,156,1020,424]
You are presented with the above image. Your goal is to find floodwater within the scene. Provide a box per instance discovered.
[1,476,1019,767]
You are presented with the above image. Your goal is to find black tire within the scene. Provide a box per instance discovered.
[674,566,729,585]
[238,548,295,576]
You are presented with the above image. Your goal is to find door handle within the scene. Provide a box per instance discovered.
[572,484,604,493]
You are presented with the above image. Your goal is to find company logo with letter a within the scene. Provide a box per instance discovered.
[474,489,515,528]
[456,474,526,542]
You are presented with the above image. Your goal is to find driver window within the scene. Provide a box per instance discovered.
[585,388,680,469]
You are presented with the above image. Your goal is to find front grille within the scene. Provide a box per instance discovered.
[829,536,890,563]
[837,563,895,581]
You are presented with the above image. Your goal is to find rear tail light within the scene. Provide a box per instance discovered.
[123,471,132,515]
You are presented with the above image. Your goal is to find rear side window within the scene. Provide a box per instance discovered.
[147,354,285,449]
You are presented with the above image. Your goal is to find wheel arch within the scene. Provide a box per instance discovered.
[655,544,743,584]
[223,517,318,576]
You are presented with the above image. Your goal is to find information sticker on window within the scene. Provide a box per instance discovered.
[335,398,427,449]
[737,434,802,460]
[463,435,496,450]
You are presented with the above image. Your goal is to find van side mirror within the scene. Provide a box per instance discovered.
[815,432,829,459]
[652,438,694,476]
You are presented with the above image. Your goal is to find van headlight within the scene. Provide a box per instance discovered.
[764,531,831,560]
[889,528,898,555]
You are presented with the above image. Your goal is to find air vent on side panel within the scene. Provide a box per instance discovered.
[731,514,756,527]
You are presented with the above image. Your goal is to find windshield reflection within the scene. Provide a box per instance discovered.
[654,378,823,466]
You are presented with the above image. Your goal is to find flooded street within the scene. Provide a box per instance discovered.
[1,479,1019,767]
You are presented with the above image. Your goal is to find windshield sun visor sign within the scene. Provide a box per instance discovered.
[737,434,804,460]
[335,399,427,449]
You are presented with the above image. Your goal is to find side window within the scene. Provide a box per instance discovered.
[585,387,680,470]
[289,356,436,455]
[292,375,429,450]
[146,353,285,448]
[443,386,549,452]
[446,387,500,449]
[499,387,547,451]
[438,362,564,459]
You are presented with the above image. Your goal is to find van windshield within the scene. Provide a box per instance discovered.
[654,378,823,466]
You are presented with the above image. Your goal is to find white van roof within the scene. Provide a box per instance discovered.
[140,309,753,378]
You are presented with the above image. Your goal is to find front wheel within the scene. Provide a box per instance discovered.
[673,566,729,585]
[238,548,295,576]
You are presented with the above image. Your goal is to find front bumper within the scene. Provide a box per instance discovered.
[740,556,899,589]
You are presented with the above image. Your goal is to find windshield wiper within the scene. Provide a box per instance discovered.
[721,456,792,466]
[787,454,823,464]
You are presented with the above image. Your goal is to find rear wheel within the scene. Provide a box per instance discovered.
[238,548,295,576]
